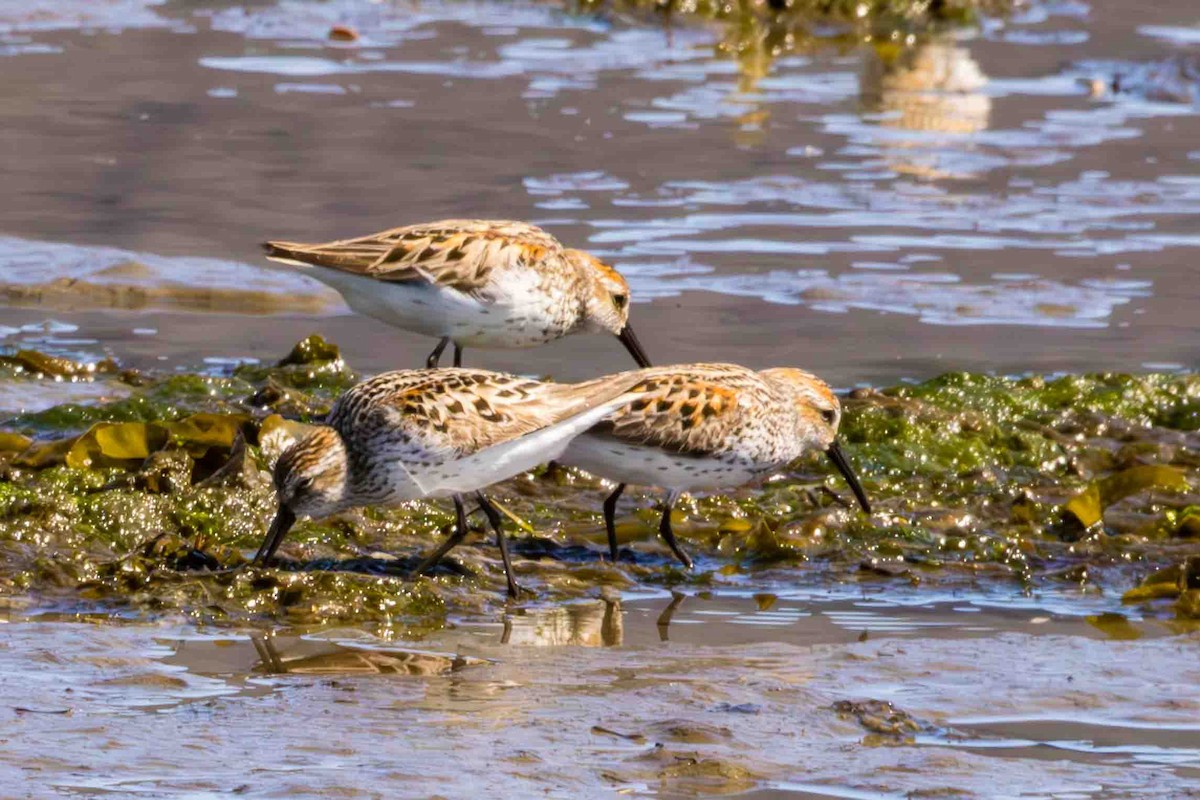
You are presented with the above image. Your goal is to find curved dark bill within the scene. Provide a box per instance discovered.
[254,506,296,565]
[825,441,871,515]
[617,324,652,368]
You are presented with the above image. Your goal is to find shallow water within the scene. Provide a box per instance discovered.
[4,591,1199,798]
[3,0,1200,383]
[4,1,1200,797]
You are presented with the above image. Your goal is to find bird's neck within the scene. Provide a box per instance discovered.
[340,443,394,508]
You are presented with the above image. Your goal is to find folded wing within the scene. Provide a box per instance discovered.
[592,365,755,456]
[263,219,565,294]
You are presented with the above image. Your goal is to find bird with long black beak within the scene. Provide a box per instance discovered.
[262,219,652,369]
[560,363,872,567]
[255,367,643,597]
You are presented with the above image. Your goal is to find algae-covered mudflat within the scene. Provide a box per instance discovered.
[2,338,1200,629]
[5,0,1200,796]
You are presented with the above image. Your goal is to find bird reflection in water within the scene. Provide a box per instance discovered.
[499,592,690,646]
[249,633,476,676]
[860,41,992,178]
[656,591,686,642]
[501,596,624,647]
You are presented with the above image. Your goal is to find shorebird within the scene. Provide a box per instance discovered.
[561,363,872,568]
[254,367,640,598]
[263,219,651,369]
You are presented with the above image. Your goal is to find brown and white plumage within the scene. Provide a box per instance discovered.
[255,367,642,597]
[562,363,871,567]
[263,219,651,369]
[266,219,562,289]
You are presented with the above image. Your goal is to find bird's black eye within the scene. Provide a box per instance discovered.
[820,408,837,424]
[612,293,628,310]
[295,477,314,494]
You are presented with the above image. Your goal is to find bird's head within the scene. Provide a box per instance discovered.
[568,249,651,368]
[759,367,871,514]
[254,426,349,564]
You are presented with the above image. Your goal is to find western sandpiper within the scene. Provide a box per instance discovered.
[263,219,651,369]
[255,367,640,597]
[561,363,871,568]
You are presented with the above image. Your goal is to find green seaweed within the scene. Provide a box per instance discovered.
[2,342,1199,631]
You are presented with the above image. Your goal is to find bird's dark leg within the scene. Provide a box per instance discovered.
[603,483,627,563]
[453,342,463,368]
[658,490,693,569]
[476,492,522,599]
[426,337,450,368]
[413,495,470,577]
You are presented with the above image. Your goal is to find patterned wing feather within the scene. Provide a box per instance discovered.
[264,219,564,294]
[331,369,641,460]
[600,367,753,456]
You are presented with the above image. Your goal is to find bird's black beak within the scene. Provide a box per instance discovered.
[617,324,652,368]
[825,441,871,515]
[254,505,296,566]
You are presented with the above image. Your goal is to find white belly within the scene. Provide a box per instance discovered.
[562,434,763,492]
[306,267,569,348]
[369,396,636,501]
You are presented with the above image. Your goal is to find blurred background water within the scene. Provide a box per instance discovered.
[3,0,1200,384]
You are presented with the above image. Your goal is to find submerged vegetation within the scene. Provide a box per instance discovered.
[2,336,1198,634]
[580,0,1017,28]
[571,0,1021,86]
